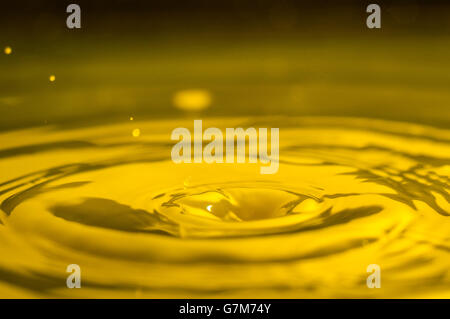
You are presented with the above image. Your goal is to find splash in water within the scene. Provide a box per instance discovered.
[0,116,449,298]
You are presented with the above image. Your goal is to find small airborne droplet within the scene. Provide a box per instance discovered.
[4,46,12,55]
[173,89,211,111]
[132,128,141,137]
[49,75,56,82]
[129,116,134,121]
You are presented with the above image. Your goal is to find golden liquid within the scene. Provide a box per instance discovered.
[0,116,449,298]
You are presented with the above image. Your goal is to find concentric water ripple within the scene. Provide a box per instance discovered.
[0,116,449,298]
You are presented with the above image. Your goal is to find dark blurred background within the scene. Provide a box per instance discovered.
[2,0,449,34]
[1,0,450,130]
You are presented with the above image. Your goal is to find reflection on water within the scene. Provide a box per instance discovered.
[0,116,448,298]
